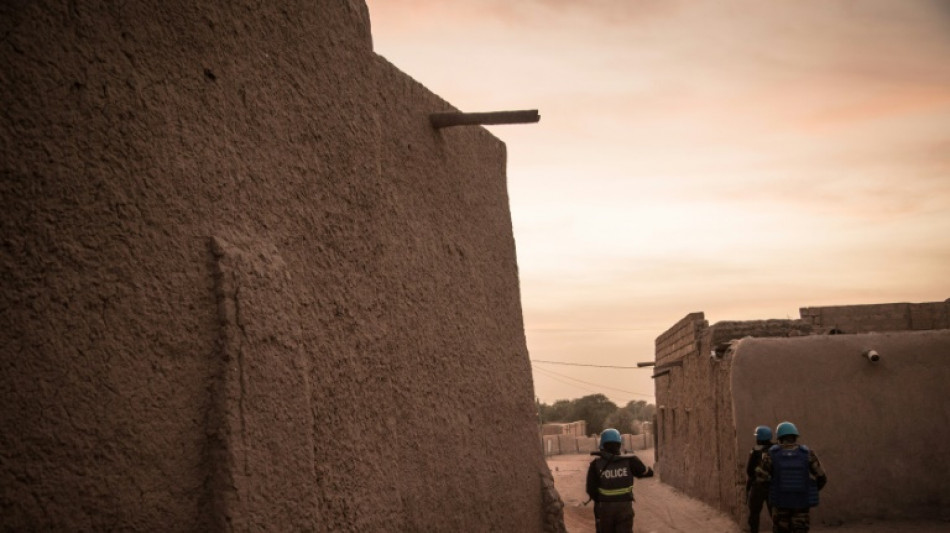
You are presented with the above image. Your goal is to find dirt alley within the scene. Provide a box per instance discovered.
[547,449,949,533]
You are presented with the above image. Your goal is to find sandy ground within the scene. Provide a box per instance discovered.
[549,450,739,533]
[547,450,949,533]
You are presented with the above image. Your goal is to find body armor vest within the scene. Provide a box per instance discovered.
[769,445,819,509]
[595,457,635,502]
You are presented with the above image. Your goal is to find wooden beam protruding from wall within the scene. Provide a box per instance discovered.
[430,109,540,129]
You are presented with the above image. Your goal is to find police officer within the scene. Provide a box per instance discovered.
[746,425,774,533]
[756,421,827,533]
[585,428,654,533]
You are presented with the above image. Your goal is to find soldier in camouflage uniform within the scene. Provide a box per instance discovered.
[756,421,827,533]
[746,425,774,533]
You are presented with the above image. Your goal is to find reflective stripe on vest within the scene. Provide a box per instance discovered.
[598,485,633,497]
[595,457,636,502]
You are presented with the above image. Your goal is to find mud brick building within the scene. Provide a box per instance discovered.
[0,2,562,530]
[653,299,950,527]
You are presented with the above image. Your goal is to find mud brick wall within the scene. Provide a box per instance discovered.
[800,300,950,333]
[652,313,705,485]
[655,301,950,526]
[0,2,559,531]
[655,312,706,365]
[708,319,813,347]
[557,434,579,454]
[656,316,815,518]
[576,436,597,453]
[621,433,652,452]
[731,331,950,524]
[542,435,561,456]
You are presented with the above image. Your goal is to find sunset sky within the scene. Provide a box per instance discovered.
[365,0,950,406]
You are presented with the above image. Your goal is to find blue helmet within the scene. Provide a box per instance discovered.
[599,428,622,449]
[776,421,799,439]
[754,425,772,442]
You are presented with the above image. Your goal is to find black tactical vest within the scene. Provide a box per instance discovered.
[595,457,635,502]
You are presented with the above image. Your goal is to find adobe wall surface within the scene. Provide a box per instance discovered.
[557,435,579,454]
[576,437,597,454]
[655,312,706,366]
[730,331,950,523]
[653,315,693,470]
[655,301,950,525]
[541,420,586,437]
[1,2,558,531]
[542,434,646,457]
[653,312,704,468]
[653,313,723,503]
[655,315,813,517]
[800,300,950,333]
[708,319,813,349]
[620,433,653,452]
[542,435,559,455]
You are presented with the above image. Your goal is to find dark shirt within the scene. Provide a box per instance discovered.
[746,443,773,491]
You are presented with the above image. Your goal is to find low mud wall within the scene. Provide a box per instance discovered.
[542,434,652,457]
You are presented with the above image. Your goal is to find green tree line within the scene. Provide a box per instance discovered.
[537,394,656,436]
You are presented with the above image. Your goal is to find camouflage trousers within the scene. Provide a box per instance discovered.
[771,508,810,533]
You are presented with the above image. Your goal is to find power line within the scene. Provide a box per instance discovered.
[532,367,642,402]
[525,328,657,332]
[531,364,654,399]
[531,366,605,396]
[531,359,647,369]
[531,368,651,405]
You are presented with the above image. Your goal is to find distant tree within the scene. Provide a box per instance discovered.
[538,395,655,436]
[572,394,618,435]
[603,408,638,435]
[538,399,574,424]
[624,400,656,421]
